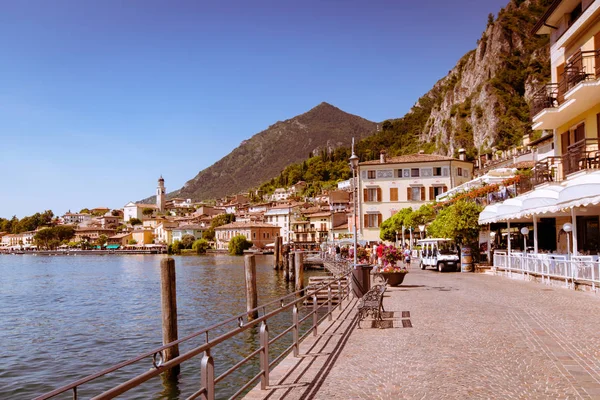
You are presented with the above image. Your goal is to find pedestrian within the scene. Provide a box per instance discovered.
[335,245,341,261]
[376,242,385,267]
[403,245,411,269]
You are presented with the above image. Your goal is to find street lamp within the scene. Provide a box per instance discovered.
[349,140,360,268]
[521,227,529,253]
[563,222,572,259]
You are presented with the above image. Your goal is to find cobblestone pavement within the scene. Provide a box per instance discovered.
[245,266,600,399]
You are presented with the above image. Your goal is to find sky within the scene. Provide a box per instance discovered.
[0,0,510,218]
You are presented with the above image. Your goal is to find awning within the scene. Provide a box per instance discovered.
[518,185,563,217]
[556,171,600,209]
[106,244,120,249]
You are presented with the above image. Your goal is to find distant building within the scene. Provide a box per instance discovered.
[74,227,116,243]
[172,224,207,244]
[62,212,92,226]
[215,222,280,250]
[264,204,295,243]
[123,202,158,222]
[131,229,154,245]
[157,176,166,212]
[108,232,132,246]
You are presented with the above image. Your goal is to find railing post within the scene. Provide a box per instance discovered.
[327,286,332,321]
[200,349,215,400]
[592,261,596,292]
[259,321,269,390]
[338,279,343,308]
[312,294,318,337]
[292,305,299,357]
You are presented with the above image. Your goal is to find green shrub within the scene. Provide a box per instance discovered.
[228,235,252,256]
[192,239,209,254]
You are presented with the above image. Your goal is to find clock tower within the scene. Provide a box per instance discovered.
[157,176,166,212]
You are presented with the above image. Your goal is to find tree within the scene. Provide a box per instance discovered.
[97,234,108,247]
[111,210,121,217]
[170,240,182,254]
[427,200,483,246]
[181,234,196,249]
[34,228,55,249]
[203,227,216,241]
[192,239,209,254]
[54,225,75,242]
[211,213,235,228]
[79,208,90,214]
[129,218,142,226]
[379,208,414,242]
[142,208,155,217]
[228,235,252,256]
[128,239,138,245]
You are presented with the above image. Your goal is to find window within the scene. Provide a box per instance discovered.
[364,213,382,228]
[390,187,398,202]
[407,187,422,201]
[569,2,582,27]
[411,168,420,177]
[457,167,463,176]
[364,187,382,202]
[367,170,376,179]
[433,167,442,177]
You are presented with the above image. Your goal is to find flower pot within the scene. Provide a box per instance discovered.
[380,272,407,287]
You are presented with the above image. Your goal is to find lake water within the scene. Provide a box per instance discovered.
[0,254,324,399]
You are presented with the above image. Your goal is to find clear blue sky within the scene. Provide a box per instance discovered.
[0,0,509,218]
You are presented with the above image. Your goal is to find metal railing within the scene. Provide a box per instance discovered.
[531,50,600,117]
[494,252,598,291]
[35,263,353,400]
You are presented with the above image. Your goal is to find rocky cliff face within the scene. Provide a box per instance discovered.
[419,0,552,159]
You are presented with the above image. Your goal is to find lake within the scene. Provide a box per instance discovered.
[0,254,323,399]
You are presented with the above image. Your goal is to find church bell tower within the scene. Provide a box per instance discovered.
[157,176,165,212]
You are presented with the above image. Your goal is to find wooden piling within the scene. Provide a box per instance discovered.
[245,255,259,320]
[274,238,280,270]
[160,258,180,380]
[278,237,284,268]
[295,252,304,293]
[289,252,295,282]
[284,252,290,282]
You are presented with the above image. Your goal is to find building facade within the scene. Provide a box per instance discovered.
[215,222,281,250]
[358,153,474,242]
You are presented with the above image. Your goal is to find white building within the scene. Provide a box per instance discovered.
[264,205,294,243]
[123,202,158,222]
[62,212,92,226]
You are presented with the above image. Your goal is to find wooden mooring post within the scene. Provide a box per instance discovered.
[284,252,290,282]
[273,238,280,270]
[295,252,304,293]
[289,251,295,283]
[160,258,180,380]
[245,255,259,320]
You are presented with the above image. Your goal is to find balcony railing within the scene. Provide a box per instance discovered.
[533,156,564,186]
[531,50,600,117]
[532,138,600,186]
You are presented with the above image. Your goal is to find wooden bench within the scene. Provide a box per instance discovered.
[357,283,387,328]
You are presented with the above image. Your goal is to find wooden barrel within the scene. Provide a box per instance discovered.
[461,247,473,272]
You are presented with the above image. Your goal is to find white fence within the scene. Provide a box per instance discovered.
[493,251,599,290]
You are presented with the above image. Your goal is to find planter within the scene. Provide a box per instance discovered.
[380,272,407,287]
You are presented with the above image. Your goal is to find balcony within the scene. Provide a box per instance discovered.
[532,138,600,186]
[531,50,600,130]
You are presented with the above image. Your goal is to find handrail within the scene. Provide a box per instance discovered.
[35,262,353,400]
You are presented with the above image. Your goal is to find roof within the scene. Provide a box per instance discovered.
[528,133,553,147]
[333,222,348,230]
[307,212,332,218]
[109,233,132,239]
[215,222,282,230]
[359,153,463,166]
[532,0,562,35]
[174,224,206,231]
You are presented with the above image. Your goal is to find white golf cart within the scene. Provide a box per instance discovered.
[417,238,460,272]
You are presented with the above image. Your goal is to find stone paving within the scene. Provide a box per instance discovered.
[244,265,600,399]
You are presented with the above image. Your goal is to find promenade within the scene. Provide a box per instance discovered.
[245,266,600,399]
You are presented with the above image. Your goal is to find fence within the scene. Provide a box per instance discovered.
[35,262,353,400]
[493,252,598,291]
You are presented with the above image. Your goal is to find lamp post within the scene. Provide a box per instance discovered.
[349,142,359,268]
[563,222,572,260]
[521,227,529,253]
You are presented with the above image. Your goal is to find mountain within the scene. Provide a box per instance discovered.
[354,0,552,162]
[155,102,377,201]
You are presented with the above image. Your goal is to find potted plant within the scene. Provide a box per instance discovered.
[378,245,409,286]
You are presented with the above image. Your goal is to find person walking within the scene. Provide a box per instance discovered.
[376,242,385,267]
[403,245,412,269]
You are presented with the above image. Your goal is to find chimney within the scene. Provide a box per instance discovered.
[380,150,387,164]
[458,148,466,161]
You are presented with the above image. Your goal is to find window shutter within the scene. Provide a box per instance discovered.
[575,123,585,143]
[420,187,425,201]
[561,131,569,155]
[363,188,368,201]
[377,214,382,227]
[364,214,369,228]
[407,187,412,201]
[377,187,382,202]
[390,188,398,201]
[429,187,434,201]
[443,185,448,193]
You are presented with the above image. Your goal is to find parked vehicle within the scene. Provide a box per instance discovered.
[417,238,460,272]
